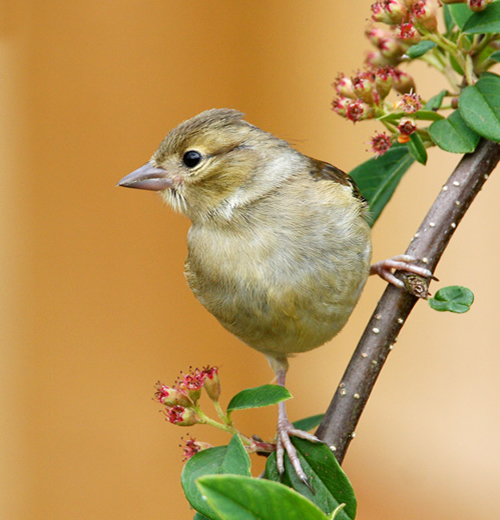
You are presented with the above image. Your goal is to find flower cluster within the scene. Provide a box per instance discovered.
[154,366,220,426]
[180,433,213,461]
[441,0,492,13]
[332,0,442,156]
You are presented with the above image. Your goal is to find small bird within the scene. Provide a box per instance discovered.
[118,108,433,482]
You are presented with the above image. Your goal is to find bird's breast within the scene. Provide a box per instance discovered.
[184,191,371,357]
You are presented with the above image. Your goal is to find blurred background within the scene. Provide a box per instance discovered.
[2,1,500,519]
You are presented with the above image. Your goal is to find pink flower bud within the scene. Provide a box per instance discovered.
[398,117,417,142]
[369,132,393,156]
[178,368,206,403]
[164,405,198,426]
[397,22,421,45]
[371,1,408,24]
[366,50,392,68]
[367,27,405,60]
[394,92,422,113]
[331,97,350,117]
[391,69,416,94]
[201,365,221,401]
[181,435,212,461]
[334,73,357,99]
[411,1,438,32]
[352,72,379,105]
[346,99,374,122]
[467,0,491,11]
[154,382,191,407]
[374,66,394,99]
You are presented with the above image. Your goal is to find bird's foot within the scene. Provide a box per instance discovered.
[370,254,438,292]
[276,416,321,489]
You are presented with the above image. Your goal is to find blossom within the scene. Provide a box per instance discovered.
[468,0,491,12]
[154,381,191,407]
[391,68,416,94]
[371,1,408,24]
[334,73,356,99]
[164,405,198,426]
[398,117,417,142]
[346,99,374,122]
[397,22,421,45]
[370,132,393,156]
[181,434,213,461]
[411,1,437,31]
[394,92,422,113]
[201,365,221,401]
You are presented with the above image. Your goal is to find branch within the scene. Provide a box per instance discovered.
[315,139,500,464]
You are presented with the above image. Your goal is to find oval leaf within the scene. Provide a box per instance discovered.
[197,475,329,520]
[429,110,480,153]
[463,2,500,34]
[443,5,455,32]
[415,110,445,122]
[407,133,428,165]
[350,145,414,226]
[266,438,356,520]
[425,89,447,111]
[448,3,473,30]
[428,285,474,313]
[181,436,251,520]
[489,50,500,62]
[459,75,500,142]
[194,514,212,520]
[292,413,325,432]
[406,40,436,59]
[227,384,291,413]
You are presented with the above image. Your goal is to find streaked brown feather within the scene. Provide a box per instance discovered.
[307,158,366,204]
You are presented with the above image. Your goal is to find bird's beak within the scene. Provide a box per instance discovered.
[117,162,174,191]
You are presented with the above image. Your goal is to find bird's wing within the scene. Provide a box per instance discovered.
[307,157,366,204]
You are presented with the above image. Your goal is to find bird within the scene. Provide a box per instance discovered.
[118,108,434,483]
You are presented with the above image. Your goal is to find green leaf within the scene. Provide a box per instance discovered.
[292,413,325,432]
[197,475,329,520]
[489,50,500,62]
[406,40,436,59]
[450,53,465,75]
[464,2,500,34]
[181,436,251,520]
[443,5,455,33]
[448,3,473,30]
[459,74,500,142]
[266,438,356,520]
[350,145,414,226]
[220,435,252,475]
[424,89,447,111]
[415,110,445,122]
[428,285,474,313]
[194,514,212,520]
[429,110,481,153]
[227,384,291,413]
[407,133,428,165]
[378,110,443,123]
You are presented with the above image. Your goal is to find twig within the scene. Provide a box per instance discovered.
[315,139,500,464]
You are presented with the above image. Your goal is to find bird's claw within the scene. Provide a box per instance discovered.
[276,418,320,491]
[370,254,438,292]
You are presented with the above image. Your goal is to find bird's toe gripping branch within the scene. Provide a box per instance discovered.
[276,401,321,491]
[370,254,438,298]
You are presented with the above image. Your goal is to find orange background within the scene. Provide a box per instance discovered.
[2,1,500,519]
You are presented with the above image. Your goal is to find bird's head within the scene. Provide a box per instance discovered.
[118,108,302,222]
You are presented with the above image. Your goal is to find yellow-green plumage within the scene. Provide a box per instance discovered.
[152,109,372,365]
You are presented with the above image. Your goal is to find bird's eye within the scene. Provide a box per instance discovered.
[182,150,203,168]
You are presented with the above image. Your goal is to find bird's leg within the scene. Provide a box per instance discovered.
[370,254,438,289]
[275,368,321,486]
